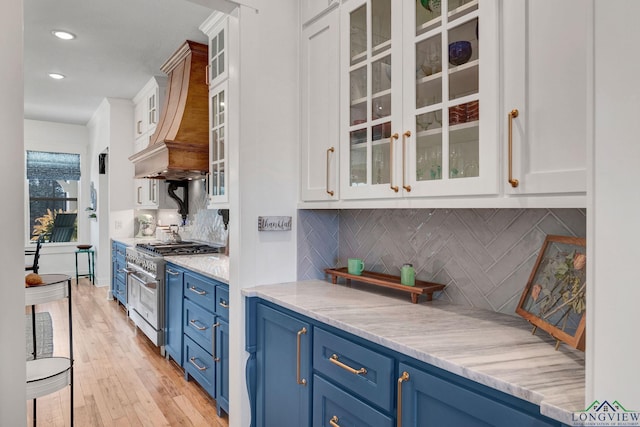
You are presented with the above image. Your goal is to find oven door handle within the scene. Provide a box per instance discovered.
[129,273,157,290]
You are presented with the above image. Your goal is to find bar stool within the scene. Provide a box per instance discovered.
[75,245,95,285]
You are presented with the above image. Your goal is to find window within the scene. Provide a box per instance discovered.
[26,150,80,242]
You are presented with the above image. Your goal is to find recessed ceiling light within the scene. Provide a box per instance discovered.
[52,30,76,40]
[48,73,66,80]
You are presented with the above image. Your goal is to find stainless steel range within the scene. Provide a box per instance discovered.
[125,241,223,353]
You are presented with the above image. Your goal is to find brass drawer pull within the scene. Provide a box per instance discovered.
[507,109,520,188]
[402,131,412,192]
[390,133,399,192]
[326,147,335,196]
[189,357,207,371]
[296,327,307,386]
[189,319,206,331]
[188,286,206,296]
[329,415,340,427]
[329,354,367,375]
[397,371,410,427]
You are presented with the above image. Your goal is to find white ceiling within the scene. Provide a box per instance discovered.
[24,0,212,125]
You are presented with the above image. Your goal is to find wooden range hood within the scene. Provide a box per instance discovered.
[129,40,209,180]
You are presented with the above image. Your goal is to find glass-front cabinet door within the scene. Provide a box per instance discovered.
[209,81,227,204]
[340,0,498,200]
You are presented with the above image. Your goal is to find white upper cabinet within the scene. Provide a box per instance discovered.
[201,12,235,208]
[134,178,159,209]
[300,7,340,201]
[301,0,340,25]
[340,0,499,200]
[502,0,588,195]
[132,76,167,154]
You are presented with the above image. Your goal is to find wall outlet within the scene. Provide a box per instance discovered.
[114,220,122,230]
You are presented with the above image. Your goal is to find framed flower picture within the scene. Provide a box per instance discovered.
[516,235,587,351]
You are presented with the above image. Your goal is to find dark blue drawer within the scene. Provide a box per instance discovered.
[314,327,394,412]
[183,298,216,354]
[216,285,229,321]
[313,375,393,427]
[184,335,215,397]
[184,272,216,310]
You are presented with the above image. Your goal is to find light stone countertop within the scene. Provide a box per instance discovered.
[243,280,585,425]
[164,254,229,284]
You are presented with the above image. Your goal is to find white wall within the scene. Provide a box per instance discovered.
[23,119,90,277]
[590,1,640,409]
[0,0,26,424]
[87,98,134,287]
[227,1,300,425]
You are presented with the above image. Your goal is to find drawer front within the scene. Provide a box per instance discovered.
[183,298,216,354]
[313,375,393,427]
[184,335,215,398]
[215,285,229,321]
[114,279,126,305]
[314,328,394,411]
[184,272,216,309]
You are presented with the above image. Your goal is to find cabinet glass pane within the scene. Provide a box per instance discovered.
[371,0,391,55]
[416,34,442,109]
[212,129,218,160]
[416,0,442,36]
[218,163,225,196]
[448,18,478,100]
[416,111,443,181]
[350,66,367,126]
[372,122,391,185]
[211,164,219,195]
[218,91,225,125]
[448,0,478,21]
[350,130,367,186]
[372,56,391,120]
[448,101,479,179]
[350,5,367,66]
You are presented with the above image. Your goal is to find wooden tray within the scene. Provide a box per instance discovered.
[324,267,446,304]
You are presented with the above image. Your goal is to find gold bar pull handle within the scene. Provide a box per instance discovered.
[402,130,412,192]
[211,322,220,362]
[508,109,520,188]
[390,132,399,192]
[397,371,410,427]
[326,147,335,196]
[296,327,307,386]
[205,64,210,85]
[329,354,367,375]
[329,415,340,427]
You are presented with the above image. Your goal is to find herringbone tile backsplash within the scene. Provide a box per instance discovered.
[298,209,586,316]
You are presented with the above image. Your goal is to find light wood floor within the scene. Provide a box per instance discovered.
[26,279,229,427]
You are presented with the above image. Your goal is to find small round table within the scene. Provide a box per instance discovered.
[75,247,95,285]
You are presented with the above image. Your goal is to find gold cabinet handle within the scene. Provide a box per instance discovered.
[390,132,399,192]
[329,354,367,375]
[402,131,412,192]
[189,356,207,371]
[211,322,220,362]
[296,327,307,386]
[205,64,210,85]
[397,371,410,427]
[329,415,340,427]
[326,147,335,196]
[508,109,520,188]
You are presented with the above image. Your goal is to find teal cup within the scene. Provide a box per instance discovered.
[401,263,415,286]
[347,258,365,276]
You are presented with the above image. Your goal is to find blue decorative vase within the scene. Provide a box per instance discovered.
[448,41,472,66]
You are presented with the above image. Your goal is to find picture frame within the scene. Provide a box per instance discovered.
[516,235,587,351]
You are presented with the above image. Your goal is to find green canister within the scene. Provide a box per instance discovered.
[400,263,415,287]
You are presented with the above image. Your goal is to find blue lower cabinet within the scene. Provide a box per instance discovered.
[256,303,311,427]
[398,362,560,427]
[165,264,184,365]
[184,335,216,397]
[313,375,393,427]
[183,298,216,352]
[216,318,229,416]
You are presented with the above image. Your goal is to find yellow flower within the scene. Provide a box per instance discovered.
[573,253,586,270]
